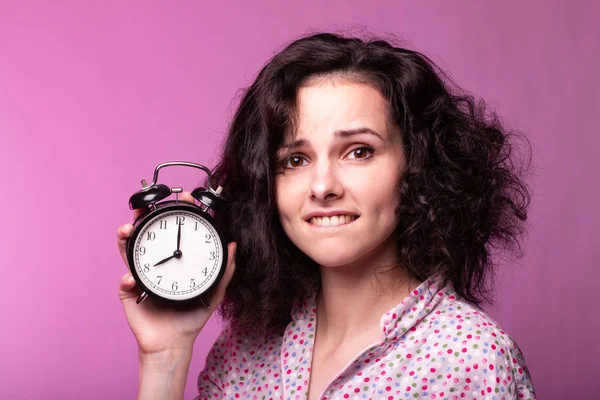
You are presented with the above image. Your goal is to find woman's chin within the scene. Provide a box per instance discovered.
[304,248,362,269]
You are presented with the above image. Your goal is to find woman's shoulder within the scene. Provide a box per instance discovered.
[424,288,536,397]
[209,322,285,355]
[389,275,536,397]
[422,276,531,357]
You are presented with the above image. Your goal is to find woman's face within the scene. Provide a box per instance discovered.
[275,78,406,269]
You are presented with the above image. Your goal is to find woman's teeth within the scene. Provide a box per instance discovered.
[309,215,358,227]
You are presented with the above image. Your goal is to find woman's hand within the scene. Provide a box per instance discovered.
[116,191,236,358]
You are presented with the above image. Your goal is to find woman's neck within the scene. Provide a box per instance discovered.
[315,238,420,343]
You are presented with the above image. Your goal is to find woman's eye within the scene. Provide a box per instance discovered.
[347,147,374,160]
[286,156,307,168]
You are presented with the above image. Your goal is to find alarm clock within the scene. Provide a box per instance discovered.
[125,161,229,308]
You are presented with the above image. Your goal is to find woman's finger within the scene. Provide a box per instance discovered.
[133,206,148,220]
[118,272,139,301]
[180,191,196,204]
[117,224,134,267]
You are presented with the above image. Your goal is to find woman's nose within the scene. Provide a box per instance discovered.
[310,162,343,201]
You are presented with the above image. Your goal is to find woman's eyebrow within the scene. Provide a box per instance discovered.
[279,138,309,151]
[334,127,384,141]
[280,127,384,150]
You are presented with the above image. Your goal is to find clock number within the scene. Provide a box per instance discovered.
[202,267,208,276]
[209,251,215,261]
[205,234,211,243]
[176,216,185,226]
[160,220,167,230]
[139,246,146,256]
[157,276,162,285]
[147,232,156,241]
[195,222,199,231]
[172,282,178,291]
[190,278,196,288]
[143,263,150,273]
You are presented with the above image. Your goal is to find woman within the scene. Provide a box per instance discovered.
[117,32,536,399]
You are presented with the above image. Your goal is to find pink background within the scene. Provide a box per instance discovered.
[1,1,597,399]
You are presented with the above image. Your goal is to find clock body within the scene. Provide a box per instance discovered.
[126,200,228,306]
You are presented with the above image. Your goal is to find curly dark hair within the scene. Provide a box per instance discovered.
[210,32,532,335]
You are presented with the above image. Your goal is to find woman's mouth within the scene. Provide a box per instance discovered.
[308,215,359,227]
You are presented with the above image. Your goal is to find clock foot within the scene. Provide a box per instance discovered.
[199,296,210,309]
[136,292,149,304]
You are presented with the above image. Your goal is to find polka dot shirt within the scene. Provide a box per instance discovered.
[197,274,535,399]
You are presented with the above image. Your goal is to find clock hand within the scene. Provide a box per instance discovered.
[176,221,182,252]
[154,254,176,267]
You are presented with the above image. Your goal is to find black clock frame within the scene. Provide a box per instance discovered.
[126,200,229,308]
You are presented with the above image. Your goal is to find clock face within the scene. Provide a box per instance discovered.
[132,209,224,301]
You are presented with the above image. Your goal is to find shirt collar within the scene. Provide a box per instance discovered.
[290,290,318,322]
[379,273,450,341]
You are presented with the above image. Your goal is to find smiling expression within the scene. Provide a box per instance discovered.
[275,77,406,269]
